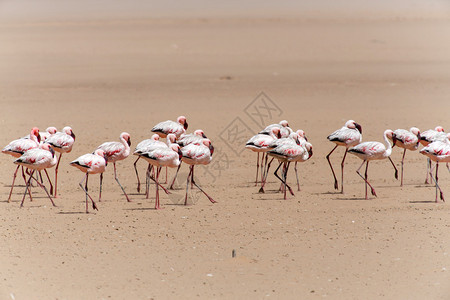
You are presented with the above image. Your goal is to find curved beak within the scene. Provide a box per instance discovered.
[36,133,41,143]
[209,143,214,156]
[49,147,55,157]
[178,148,183,160]
[184,122,188,130]
[127,138,131,147]
[104,154,108,166]
[202,133,207,138]
[277,131,282,139]
[355,123,362,134]
[71,131,76,140]
[308,148,313,158]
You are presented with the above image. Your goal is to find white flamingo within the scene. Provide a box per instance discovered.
[419,141,450,202]
[45,126,76,197]
[70,149,108,213]
[3,127,41,202]
[388,127,421,186]
[260,120,292,138]
[181,139,216,205]
[326,120,362,193]
[96,132,132,202]
[419,126,446,184]
[151,116,188,139]
[14,143,57,208]
[139,144,182,209]
[348,130,398,199]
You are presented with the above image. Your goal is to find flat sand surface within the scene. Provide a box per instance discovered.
[1,2,450,299]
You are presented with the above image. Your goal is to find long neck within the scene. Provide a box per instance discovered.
[383,132,392,157]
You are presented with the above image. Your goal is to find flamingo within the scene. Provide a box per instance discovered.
[133,134,161,193]
[326,120,362,193]
[260,120,292,138]
[348,130,398,200]
[246,127,281,190]
[14,143,57,207]
[266,139,313,200]
[45,126,76,197]
[181,139,216,205]
[388,127,420,186]
[294,129,308,191]
[96,132,132,202]
[2,127,41,202]
[139,144,182,209]
[151,116,188,139]
[169,129,208,189]
[419,141,450,202]
[420,126,446,184]
[70,149,108,213]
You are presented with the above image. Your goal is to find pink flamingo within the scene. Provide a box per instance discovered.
[169,129,208,189]
[40,127,58,141]
[139,144,182,209]
[326,120,362,193]
[133,134,161,193]
[2,127,41,202]
[246,127,281,189]
[420,126,446,184]
[181,139,216,205]
[419,140,450,202]
[70,149,108,213]
[266,139,313,200]
[260,120,292,138]
[388,127,420,186]
[45,126,76,197]
[348,130,398,200]
[96,132,132,202]
[14,143,57,207]
[151,116,188,139]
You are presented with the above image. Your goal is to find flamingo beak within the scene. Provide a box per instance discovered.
[127,138,131,147]
[184,122,188,130]
[71,131,76,140]
[355,123,362,134]
[202,133,207,138]
[277,131,282,139]
[178,148,183,160]
[50,147,55,157]
[308,148,313,158]
[104,154,108,166]
[209,143,215,156]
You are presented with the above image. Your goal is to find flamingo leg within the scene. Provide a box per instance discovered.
[432,162,445,202]
[400,148,406,186]
[79,173,98,213]
[184,165,193,205]
[340,149,348,194]
[8,165,20,202]
[147,166,171,195]
[190,166,216,203]
[133,156,141,193]
[99,173,103,202]
[388,157,399,180]
[165,166,168,184]
[294,162,300,192]
[155,167,162,209]
[425,158,431,184]
[169,163,182,190]
[259,157,274,193]
[43,169,54,196]
[113,162,131,202]
[260,153,266,187]
[273,162,294,197]
[255,152,260,186]
[53,153,62,197]
[20,170,34,207]
[145,164,152,199]
[355,160,376,199]
[21,170,56,207]
[326,145,339,190]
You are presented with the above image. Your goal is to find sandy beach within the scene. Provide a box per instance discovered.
[1,1,450,299]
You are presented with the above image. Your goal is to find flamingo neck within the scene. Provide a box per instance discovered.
[384,132,392,157]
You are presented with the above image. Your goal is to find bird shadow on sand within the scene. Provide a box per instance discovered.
[409,200,439,204]
[333,196,372,201]
[58,211,88,215]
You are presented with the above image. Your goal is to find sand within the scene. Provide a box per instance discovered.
[1,1,450,299]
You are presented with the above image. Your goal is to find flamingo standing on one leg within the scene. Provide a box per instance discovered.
[14,143,57,207]
[387,127,420,186]
[181,139,217,205]
[45,126,76,197]
[326,120,362,193]
[139,144,181,209]
[96,132,132,202]
[419,126,446,184]
[419,140,450,202]
[70,149,108,213]
[348,130,398,200]
[266,139,313,200]
[2,127,41,202]
[245,128,281,190]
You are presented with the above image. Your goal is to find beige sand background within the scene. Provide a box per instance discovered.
[1,1,450,299]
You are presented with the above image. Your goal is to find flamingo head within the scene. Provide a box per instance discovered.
[167,133,177,144]
[151,134,160,141]
[170,144,183,160]
[121,132,131,146]
[177,116,188,130]
[272,128,282,139]
[63,126,76,140]
[203,139,214,156]
[95,149,108,166]
[410,127,421,142]
[435,126,445,132]
[296,129,307,141]
[31,127,41,143]
[346,120,362,134]
[306,143,313,158]
[279,120,289,127]
[194,129,207,138]
[46,127,57,135]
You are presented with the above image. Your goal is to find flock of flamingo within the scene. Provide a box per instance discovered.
[246,120,450,202]
[2,117,450,213]
[2,116,215,213]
